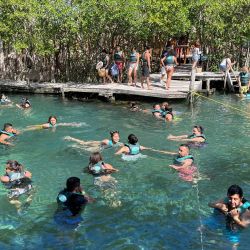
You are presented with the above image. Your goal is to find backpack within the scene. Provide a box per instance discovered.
[111,64,119,76]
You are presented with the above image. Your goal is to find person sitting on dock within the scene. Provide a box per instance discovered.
[169,144,197,182]
[160,49,178,90]
[219,56,236,73]
[168,125,206,146]
[0,123,19,146]
[64,130,123,152]
[209,184,250,228]
[238,66,250,96]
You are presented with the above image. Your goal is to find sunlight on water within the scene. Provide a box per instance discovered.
[0,93,250,249]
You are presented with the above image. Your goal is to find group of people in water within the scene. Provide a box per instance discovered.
[1,94,250,247]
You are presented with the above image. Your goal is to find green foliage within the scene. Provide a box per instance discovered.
[0,0,249,80]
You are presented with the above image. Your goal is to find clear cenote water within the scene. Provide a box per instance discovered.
[0,93,250,250]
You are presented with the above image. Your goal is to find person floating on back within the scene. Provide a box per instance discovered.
[64,130,123,152]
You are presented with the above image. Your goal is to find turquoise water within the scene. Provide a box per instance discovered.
[0,93,250,250]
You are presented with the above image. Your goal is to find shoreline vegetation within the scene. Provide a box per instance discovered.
[0,0,249,84]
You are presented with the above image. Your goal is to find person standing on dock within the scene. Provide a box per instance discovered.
[114,46,125,83]
[99,49,113,84]
[161,49,178,90]
[141,46,152,90]
[191,42,200,69]
[128,48,140,87]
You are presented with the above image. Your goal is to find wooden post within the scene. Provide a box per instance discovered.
[206,79,210,95]
[61,87,65,99]
[189,68,196,103]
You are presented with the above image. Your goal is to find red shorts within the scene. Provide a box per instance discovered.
[115,62,123,71]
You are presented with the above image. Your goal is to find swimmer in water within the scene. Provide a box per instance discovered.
[16,97,31,109]
[86,152,120,207]
[169,144,197,182]
[25,115,83,131]
[209,184,250,229]
[55,177,93,225]
[0,123,20,146]
[115,134,149,155]
[0,94,12,106]
[86,152,118,185]
[0,160,33,212]
[161,102,173,121]
[64,130,123,152]
[168,125,206,144]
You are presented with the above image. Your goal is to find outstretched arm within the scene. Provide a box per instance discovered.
[167,134,188,140]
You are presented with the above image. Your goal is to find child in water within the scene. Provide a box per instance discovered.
[0,160,32,212]
[26,115,83,131]
[64,130,123,152]
[169,144,197,182]
[0,94,12,105]
[86,152,120,207]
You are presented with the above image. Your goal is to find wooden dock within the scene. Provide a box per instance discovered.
[0,78,202,100]
[0,65,238,100]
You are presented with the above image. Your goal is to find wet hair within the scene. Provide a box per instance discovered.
[3,123,13,131]
[227,185,243,198]
[110,130,119,137]
[6,160,23,173]
[194,125,204,133]
[128,134,138,145]
[179,144,190,151]
[153,104,160,109]
[21,98,31,108]
[48,115,57,123]
[89,152,103,166]
[66,177,81,192]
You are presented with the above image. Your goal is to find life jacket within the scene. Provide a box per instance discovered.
[174,155,194,165]
[188,134,206,141]
[88,161,106,176]
[114,51,123,62]
[130,52,137,63]
[0,130,16,137]
[152,109,165,117]
[239,72,249,86]
[224,197,250,215]
[125,143,140,155]
[57,189,87,216]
